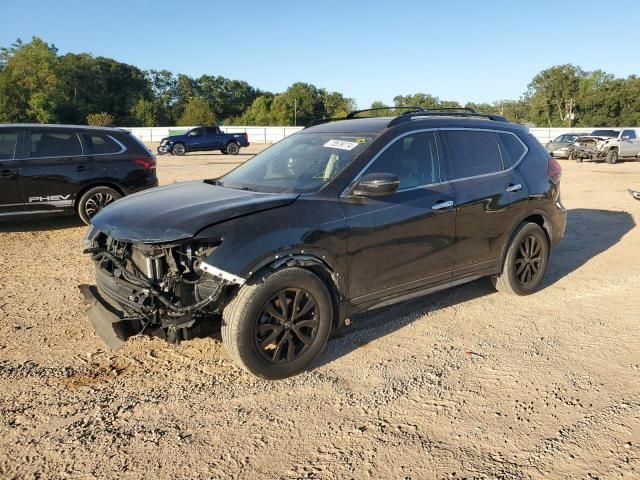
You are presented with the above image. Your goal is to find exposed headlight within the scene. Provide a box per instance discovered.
[83,226,101,247]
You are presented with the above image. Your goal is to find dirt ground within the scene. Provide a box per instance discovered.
[1,146,639,479]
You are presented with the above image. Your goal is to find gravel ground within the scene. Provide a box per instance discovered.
[1,147,639,479]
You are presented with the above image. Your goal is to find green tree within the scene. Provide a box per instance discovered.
[131,98,158,126]
[178,96,215,126]
[0,37,62,123]
[87,112,114,126]
[527,64,584,127]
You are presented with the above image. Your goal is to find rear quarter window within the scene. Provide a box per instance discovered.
[82,134,123,155]
[497,132,527,168]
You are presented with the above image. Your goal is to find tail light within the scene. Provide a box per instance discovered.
[547,156,562,183]
[243,132,248,142]
[134,156,156,169]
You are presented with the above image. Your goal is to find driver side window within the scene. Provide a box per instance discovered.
[363,131,442,190]
[189,128,204,137]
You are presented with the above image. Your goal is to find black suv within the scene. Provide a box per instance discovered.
[0,124,158,224]
[82,108,567,379]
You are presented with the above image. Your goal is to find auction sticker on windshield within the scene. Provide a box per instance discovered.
[323,139,360,151]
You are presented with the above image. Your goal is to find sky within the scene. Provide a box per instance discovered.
[1,0,638,109]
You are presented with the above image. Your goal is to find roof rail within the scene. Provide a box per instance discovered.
[418,107,478,113]
[345,106,425,119]
[387,110,508,127]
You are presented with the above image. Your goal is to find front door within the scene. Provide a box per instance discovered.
[0,128,24,215]
[21,129,93,213]
[341,131,456,303]
[440,129,529,276]
[620,130,639,157]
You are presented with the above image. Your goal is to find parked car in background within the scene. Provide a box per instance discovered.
[0,124,158,224]
[82,107,566,379]
[572,129,640,164]
[545,133,582,158]
[157,126,250,156]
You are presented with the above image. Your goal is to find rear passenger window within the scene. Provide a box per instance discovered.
[443,130,503,179]
[364,131,441,189]
[82,134,122,154]
[0,131,18,159]
[29,131,82,158]
[497,133,526,168]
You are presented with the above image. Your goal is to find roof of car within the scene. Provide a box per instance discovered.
[0,123,129,133]
[304,115,527,135]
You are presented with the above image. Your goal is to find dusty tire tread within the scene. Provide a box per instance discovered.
[221,267,332,379]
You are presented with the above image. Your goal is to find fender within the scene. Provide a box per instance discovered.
[497,207,553,269]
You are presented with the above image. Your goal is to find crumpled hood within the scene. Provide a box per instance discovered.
[91,180,298,243]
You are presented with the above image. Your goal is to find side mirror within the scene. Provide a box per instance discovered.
[352,172,400,197]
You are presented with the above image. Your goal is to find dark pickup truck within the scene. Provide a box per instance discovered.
[158,126,250,156]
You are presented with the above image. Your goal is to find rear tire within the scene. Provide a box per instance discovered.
[606,149,618,164]
[172,143,186,156]
[226,142,240,155]
[77,186,122,225]
[221,267,333,379]
[491,222,549,296]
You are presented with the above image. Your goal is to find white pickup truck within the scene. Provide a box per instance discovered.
[571,129,640,164]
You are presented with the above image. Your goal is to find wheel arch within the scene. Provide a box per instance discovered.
[246,253,345,328]
[498,210,552,270]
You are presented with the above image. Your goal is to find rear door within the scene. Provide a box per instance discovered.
[203,127,224,149]
[0,128,24,215]
[21,128,93,213]
[441,129,529,276]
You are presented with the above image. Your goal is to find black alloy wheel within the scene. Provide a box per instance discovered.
[254,288,319,363]
[514,234,544,286]
[491,222,549,295]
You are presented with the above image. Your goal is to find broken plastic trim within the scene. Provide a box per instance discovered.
[200,261,246,285]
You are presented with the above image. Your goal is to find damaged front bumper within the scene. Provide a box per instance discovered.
[80,227,245,350]
[79,284,143,351]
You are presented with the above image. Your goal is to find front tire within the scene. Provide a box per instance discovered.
[492,222,549,295]
[606,149,618,164]
[77,186,122,225]
[221,267,333,379]
[172,143,186,156]
[226,142,240,155]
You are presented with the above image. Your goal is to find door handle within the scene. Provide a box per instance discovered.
[0,169,16,178]
[506,183,522,192]
[76,165,88,172]
[432,200,454,211]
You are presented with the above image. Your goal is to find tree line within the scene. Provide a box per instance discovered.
[1,37,639,128]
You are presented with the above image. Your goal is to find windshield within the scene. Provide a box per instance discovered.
[590,129,619,138]
[218,133,374,193]
[554,134,580,143]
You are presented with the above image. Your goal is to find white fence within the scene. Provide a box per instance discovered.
[127,126,304,144]
[126,125,631,146]
[529,127,596,144]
